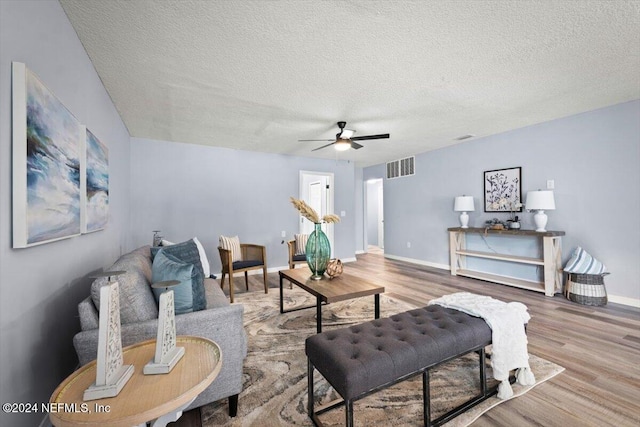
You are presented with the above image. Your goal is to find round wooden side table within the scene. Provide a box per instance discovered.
[49,336,222,427]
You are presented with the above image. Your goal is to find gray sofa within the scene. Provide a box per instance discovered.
[73,245,247,415]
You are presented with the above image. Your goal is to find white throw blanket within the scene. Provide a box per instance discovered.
[428,292,536,399]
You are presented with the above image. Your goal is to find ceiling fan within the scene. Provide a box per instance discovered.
[299,121,390,152]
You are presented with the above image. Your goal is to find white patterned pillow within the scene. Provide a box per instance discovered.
[294,234,308,256]
[192,237,211,278]
[219,235,242,262]
[564,247,606,274]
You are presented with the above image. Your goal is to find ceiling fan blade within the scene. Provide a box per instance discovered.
[350,141,364,150]
[299,138,335,142]
[311,142,336,152]
[351,133,390,141]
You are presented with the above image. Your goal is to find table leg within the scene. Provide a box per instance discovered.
[149,397,195,427]
[317,297,322,334]
[279,274,284,314]
[375,294,380,319]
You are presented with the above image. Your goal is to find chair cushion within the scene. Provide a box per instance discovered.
[295,234,308,255]
[293,254,306,262]
[232,260,263,270]
[152,239,206,311]
[220,235,243,262]
[151,250,195,314]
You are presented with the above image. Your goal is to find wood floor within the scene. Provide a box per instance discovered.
[174,251,640,426]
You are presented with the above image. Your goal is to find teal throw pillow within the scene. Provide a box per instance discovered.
[151,250,195,314]
[154,239,206,311]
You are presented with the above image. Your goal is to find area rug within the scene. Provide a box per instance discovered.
[201,287,564,426]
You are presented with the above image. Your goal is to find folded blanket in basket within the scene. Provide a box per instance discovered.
[564,246,607,274]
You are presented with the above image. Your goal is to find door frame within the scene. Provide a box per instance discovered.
[299,170,335,256]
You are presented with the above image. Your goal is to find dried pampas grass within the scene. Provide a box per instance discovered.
[322,214,341,224]
[290,197,320,223]
[290,197,340,224]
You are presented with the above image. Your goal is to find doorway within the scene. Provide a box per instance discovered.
[299,171,335,256]
[366,179,384,253]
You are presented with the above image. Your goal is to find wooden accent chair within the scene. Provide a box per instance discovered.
[286,237,308,289]
[287,240,308,270]
[218,243,268,303]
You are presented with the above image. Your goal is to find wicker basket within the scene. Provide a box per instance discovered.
[566,273,608,306]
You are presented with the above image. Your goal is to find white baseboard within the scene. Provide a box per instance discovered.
[607,294,640,308]
[383,254,450,271]
[382,255,640,308]
[355,250,366,255]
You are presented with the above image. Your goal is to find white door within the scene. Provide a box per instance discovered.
[299,171,335,255]
[303,181,322,235]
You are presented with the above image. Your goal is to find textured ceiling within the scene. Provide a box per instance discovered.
[59,0,640,167]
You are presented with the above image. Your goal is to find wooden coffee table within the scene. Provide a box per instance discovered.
[279,266,385,333]
[49,336,221,427]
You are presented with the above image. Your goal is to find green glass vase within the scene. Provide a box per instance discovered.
[306,223,331,280]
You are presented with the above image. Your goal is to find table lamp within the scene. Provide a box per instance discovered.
[454,196,475,228]
[525,190,555,232]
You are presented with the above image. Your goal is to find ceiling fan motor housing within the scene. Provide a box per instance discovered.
[337,121,347,138]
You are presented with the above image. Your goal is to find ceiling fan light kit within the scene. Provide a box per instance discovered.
[299,121,390,152]
[334,139,351,151]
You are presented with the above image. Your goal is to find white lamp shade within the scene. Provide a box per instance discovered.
[525,191,556,210]
[454,196,475,212]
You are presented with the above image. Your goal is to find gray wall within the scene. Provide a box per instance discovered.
[128,137,356,272]
[364,100,640,302]
[0,2,131,426]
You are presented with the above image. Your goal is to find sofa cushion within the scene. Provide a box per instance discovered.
[151,250,195,314]
[91,245,158,324]
[204,278,230,309]
[153,239,206,311]
[78,296,99,331]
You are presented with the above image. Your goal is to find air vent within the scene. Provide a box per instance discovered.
[386,156,415,179]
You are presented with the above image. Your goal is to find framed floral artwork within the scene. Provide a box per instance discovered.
[484,167,522,212]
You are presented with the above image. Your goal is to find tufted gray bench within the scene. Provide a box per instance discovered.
[305,304,501,427]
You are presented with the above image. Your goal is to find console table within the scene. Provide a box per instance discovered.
[49,336,221,427]
[448,227,565,297]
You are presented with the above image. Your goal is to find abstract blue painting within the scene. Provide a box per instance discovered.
[12,62,82,247]
[83,128,109,233]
